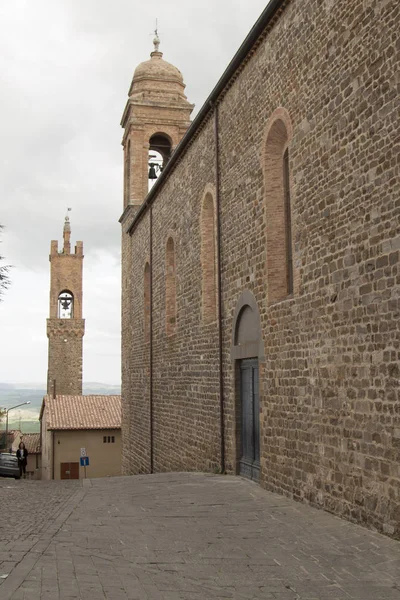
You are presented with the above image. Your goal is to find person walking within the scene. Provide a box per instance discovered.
[16,441,28,479]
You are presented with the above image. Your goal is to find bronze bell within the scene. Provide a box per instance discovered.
[148,164,158,179]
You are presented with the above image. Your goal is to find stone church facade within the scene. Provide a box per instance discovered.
[120,0,399,536]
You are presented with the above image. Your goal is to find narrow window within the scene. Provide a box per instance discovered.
[201,192,217,323]
[111,436,115,443]
[144,262,150,342]
[108,436,111,443]
[265,117,293,303]
[165,237,177,335]
[283,149,293,295]
[103,436,106,443]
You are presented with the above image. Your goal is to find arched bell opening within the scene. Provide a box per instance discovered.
[58,291,74,319]
[148,133,172,190]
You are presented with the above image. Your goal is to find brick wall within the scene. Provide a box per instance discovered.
[121,0,400,536]
[47,232,85,395]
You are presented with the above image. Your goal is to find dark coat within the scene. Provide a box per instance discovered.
[16,448,28,463]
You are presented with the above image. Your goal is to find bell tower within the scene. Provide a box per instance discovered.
[46,215,85,396]
[120,31,194,208]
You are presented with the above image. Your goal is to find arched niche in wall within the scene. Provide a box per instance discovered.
[144,262,150,342]
[165,236,177,336]
[231,290,264,361]
[262,107,294,304]
[201,190,217,324]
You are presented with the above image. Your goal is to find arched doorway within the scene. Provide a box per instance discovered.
[231,292,264,482]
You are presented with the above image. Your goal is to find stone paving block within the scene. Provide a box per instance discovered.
[2,474,400,600]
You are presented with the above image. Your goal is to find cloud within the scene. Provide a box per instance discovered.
[0,0,268,384]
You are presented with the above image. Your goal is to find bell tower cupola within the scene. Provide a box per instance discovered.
[46,214,85,396]
[120,32,194,208]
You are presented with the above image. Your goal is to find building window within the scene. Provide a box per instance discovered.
[201,192,217,323]
[111,436,115,443]
[264,114,293,303]
[103,435,115,443]
[283,148,293,295]
[144,262,150,342]
[165,237,177,335]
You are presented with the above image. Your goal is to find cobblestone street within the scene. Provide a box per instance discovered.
[0,473,399,600]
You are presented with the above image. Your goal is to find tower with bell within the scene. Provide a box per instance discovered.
[120,28,194,208]
[46,212,85,396]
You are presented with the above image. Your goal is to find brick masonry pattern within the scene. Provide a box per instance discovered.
[121,0,400,537]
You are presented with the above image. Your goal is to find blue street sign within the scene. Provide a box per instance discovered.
[80,456,89,467]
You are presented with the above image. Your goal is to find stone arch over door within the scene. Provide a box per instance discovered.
[231,291,264,482]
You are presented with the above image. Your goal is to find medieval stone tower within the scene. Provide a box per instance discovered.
[46,215,85,396]
[120,32,194,208]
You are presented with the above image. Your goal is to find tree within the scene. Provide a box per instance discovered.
[0,225,11,300]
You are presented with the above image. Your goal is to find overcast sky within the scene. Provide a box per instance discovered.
[0,0,268,385]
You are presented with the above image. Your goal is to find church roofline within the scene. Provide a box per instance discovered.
[123,0,287,233]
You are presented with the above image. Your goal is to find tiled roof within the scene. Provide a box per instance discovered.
[22,433,41,454]
[0,429,21,450]
[42,395,121,430]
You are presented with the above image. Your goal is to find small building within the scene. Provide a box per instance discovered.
[0,429,22,453]
[40,395,121,480]
[21,433,41,479]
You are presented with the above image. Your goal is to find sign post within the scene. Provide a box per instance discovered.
[80,454,89,478]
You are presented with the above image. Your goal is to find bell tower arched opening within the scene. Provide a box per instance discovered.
[57,290,74,319]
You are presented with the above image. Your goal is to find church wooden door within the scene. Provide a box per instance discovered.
[239,359,260,482]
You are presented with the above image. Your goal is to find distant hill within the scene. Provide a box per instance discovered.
[0,383,121,433]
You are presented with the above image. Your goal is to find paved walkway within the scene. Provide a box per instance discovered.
[0,473,399,599]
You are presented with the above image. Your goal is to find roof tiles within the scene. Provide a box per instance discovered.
[43,395,121,430]
[22,433,41,454]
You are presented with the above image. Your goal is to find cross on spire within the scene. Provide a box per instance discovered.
[153,18,160,52]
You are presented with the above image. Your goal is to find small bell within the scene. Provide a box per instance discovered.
[148,164,158,180]
[61,298,71,310]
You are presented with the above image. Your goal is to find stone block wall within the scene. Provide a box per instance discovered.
[121,0,399,536]
[46,319,84,396]
[47,236,85,396]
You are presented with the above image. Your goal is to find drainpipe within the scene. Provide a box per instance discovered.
[51,430,55,480]
[149,206,154,474]
[212,101,225,474]
[52,380,56,479]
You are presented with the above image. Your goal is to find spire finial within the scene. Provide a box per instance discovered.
[63,208,71,253]
[64,207,71,224]
[153,19,160,53]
